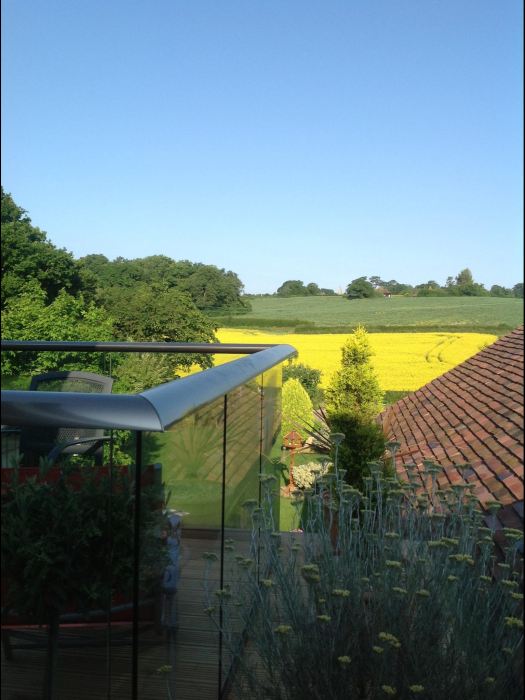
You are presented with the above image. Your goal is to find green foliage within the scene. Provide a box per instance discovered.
[383,280,414,294]
[455,268,474,286]
[512,283,523,298]
[415,286,448,297]
[292,460,331,489]
[445,268,489,297]
[327,412,387,486]
[178,264,249,312]
[281,378,314,439]
[1,281,114,376]
[80,253,249,313]
[204,465,524,700]
[306,282,321,295]
[325,326,383,420]
[112,353,177,393]
[457,282,489,297]
[276,280,310,297]
[345,277,377,300]
[1,464,166,622]
[99,283,217,372]
[275,280,329,298]
[1,188,85,308]
[282,361,323,406]
[490,285,514,297]
[323,327,385,485]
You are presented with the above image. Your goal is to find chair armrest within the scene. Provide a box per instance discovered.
[47,436,111,464]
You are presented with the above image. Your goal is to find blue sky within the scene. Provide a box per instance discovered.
[1,0,523,294]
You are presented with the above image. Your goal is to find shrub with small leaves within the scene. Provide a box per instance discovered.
[292,460,331,489]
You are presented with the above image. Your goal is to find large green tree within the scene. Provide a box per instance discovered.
[1,188,86,308]
[99,283,218,383]
[345,277,376,300]
[80,254,249,313]
[1,282,114,376]
[276,280,309,297]
[490,285,513,297]
[450,268,488,296]
[178,264,248,311]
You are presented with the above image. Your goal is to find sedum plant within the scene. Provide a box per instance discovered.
[203,462,523,700]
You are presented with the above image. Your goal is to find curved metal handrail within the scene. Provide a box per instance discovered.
[1,342,296,431]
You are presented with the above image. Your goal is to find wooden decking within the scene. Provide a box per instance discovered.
[1,530,229,700]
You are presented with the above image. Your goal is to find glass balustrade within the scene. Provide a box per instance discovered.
[1,342,293,700]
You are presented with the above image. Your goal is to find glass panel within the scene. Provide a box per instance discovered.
[220,378,264,691]
[2,350,289,700]
[1,427,139,699]
[0,352,114,389]
[137,398,226,700]
[217,368,282,693]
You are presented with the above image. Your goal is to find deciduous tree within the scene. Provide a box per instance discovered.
[345,277,376,300]
[1,282,114,376]
[276,280,308,297]
[1,188,84,308]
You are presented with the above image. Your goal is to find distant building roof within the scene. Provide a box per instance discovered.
[379,326,524,531]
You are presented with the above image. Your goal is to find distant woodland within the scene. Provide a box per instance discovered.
[1,187,522,384]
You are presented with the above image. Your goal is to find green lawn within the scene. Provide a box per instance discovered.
[218,295,523,334]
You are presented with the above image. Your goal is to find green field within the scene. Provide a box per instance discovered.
[218,296,523,334]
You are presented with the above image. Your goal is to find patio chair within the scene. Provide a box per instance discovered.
[17,370,114,467]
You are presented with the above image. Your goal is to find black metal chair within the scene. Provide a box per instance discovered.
[18,370,114,467]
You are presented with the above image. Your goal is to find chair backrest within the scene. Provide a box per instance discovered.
[19,371,114,467]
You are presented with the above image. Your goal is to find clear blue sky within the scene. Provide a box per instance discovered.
[1,0,523,294]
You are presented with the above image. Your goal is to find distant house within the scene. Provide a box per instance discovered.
[379,326,524,536]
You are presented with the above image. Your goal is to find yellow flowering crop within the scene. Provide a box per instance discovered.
[212,330,496,392]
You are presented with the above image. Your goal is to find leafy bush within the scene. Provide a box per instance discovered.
[328,412,387,486]
[292,460,331,490]
[281,378,313,440]
[1,281,114,376]
[345,277,377,300]
[282,361,323,406]
[204,463,524,700]
[1,463,166,622]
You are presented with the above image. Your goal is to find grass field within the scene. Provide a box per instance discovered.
[215,329,497,392]
[217,295,523,334]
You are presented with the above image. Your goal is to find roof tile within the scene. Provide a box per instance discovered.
[379,326,524,528]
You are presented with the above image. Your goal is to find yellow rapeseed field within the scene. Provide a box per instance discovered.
[213,329,497,392]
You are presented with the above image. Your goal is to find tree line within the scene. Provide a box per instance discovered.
[263,272,523,299]
[344,271,523,299]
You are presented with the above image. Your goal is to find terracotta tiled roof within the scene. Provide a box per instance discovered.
[379,326,524,531]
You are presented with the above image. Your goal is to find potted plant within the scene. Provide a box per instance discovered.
[1,461,167,700]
